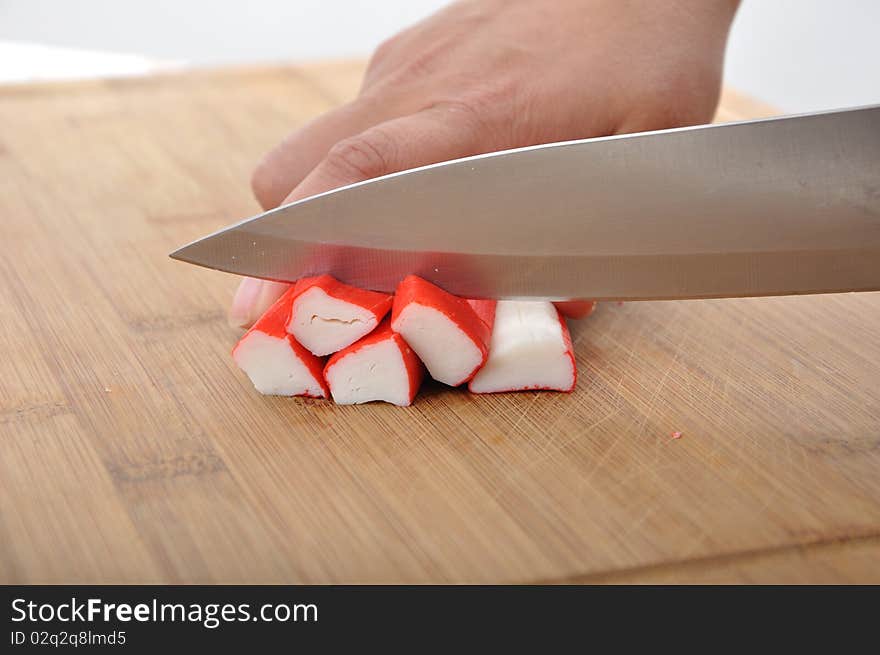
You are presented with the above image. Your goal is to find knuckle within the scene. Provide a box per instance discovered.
[435,87,499,128]
[365,37,398,81]
[432,96,485,128]
[325,130,396,181]
[459,80,512,116]
[432,80,517,142]
[370,36,398,65]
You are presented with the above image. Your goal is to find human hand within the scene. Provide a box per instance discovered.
[230,0,739,328]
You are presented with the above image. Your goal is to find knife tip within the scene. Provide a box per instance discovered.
[168,243,195,263]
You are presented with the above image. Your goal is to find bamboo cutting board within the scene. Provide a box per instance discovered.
[1,61,879,584]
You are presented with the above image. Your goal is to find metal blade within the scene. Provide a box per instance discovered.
[170,105,880,300]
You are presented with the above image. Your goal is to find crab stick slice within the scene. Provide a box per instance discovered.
[286,274,393,356]
[324,320,424,406]
[391,275,496,386]
[469,301,576,393]
[232,288,329,398]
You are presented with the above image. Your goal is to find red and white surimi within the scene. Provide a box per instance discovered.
[323,320,425,406]
[468,300,576,393]
[286,274,393,356]
[232,288,329,398]
[391,275,496,386]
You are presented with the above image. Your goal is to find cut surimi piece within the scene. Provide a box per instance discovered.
[391,275,495,386]
[469,301,576,393]
[232,288,329,397]
[286,274,393,356]
[324,320,425,406]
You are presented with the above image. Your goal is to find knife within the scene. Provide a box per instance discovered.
[170,105,880,301]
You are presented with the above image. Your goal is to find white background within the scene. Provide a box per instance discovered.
[1,0,878,112]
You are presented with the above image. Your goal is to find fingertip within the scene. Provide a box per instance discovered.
[228,278,289,329]
[250,158,280,211]
[229,277,262,329]
[256,280,290,317]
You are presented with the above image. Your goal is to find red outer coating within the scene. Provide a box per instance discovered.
[324,319,425,404]
[465,299,497,333]
[557,310,577,392]
[554,301,596,319]
[243,286,296,340]
[232,286,329,398]
[290,274,393,322]
[391,276,495,383]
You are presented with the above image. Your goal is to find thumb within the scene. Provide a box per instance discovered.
[228,277,290,330]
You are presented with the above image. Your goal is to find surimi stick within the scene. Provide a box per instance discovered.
[391,275,495,386]
[468,301,576,393]
[323,320,425,406]
[286,274,392,356]
[232,288,329,398]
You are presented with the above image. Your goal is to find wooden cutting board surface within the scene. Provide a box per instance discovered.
[1,61,879,584]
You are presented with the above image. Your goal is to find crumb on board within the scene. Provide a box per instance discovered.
[671,431,683,440]
[103,387,112,393]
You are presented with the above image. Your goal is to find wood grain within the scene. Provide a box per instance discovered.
[1,61,878,583]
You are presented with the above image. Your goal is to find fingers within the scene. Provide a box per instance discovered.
[233,105,485,330]
[238,104,374,329]
[228,278,290,330]
[238,99,414,329]
[280,103,485,204]
[251,97,403,211]
[554,301,596,320]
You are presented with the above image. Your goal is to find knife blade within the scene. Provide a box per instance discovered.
[170,105,880,300]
